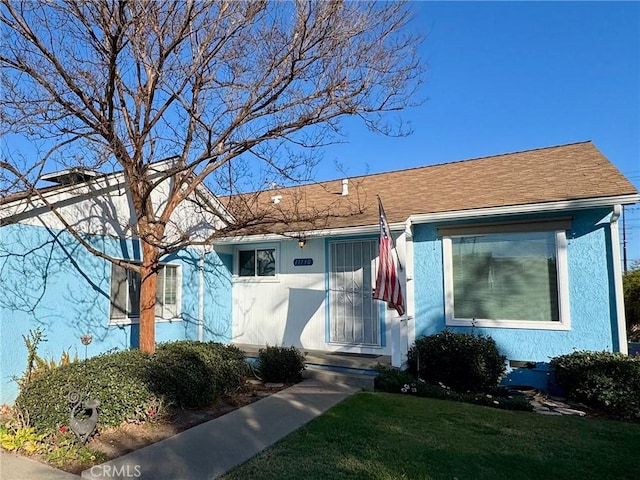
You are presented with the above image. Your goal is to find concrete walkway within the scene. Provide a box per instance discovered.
[75,379,358,480]
[0,379,357,480]
[0,450,80,480]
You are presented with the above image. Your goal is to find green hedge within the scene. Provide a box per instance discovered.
[407,330,506,393]
[16,349,154,432]
[257,346,306,383]
[149,341,248,407]
[550,350,640,421]
[16,341,249,433]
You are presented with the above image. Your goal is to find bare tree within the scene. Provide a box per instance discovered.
[0,0,422,353]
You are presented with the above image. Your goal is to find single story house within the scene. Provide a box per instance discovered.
[1,141,638,403]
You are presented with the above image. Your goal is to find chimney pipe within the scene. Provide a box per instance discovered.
[341,179,349,196]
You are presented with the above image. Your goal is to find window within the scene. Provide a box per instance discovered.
[109,263,180,322]
[441,222,570,330]
[238,248,276,277]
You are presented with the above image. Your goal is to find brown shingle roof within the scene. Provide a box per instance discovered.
[222,141,638,235]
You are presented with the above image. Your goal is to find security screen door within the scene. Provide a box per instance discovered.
[329,239,380,345]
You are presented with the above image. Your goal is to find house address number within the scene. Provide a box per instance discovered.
[293,258,313,267]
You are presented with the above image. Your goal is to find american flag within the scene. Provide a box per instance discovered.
[373,197,405,316]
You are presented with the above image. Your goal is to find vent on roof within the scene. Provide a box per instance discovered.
[271,195,283,204]
[342,179,349,196]
[41,167,98,186]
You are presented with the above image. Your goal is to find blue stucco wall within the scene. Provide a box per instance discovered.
[412,208,620,391]
[0,223,233,404]
[202,252,233,343]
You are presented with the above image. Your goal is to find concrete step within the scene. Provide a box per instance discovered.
[303,366,376,391]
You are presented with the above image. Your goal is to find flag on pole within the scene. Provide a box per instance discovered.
[373,196,405,316]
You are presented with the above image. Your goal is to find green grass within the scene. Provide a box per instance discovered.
[222,392,640,480]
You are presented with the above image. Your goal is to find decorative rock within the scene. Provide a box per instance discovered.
[548,395,567,403]
[536,410,563,416]
[246,379,263,386]
[265,382,284,389]
[555,407,586,416]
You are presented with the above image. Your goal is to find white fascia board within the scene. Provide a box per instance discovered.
[212,222,404,245]
[2,168,233,228]
[1,176,125,223]
[407,195,640,225]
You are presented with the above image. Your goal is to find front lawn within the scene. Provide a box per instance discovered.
[223,392,640,480]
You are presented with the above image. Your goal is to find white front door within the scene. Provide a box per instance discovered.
[328,239,380,346]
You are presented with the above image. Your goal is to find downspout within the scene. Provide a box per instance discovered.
[198,252,205,342]
[610,205,628,354]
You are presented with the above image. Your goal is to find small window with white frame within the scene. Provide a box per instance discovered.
[109,262,181,323]
[440,220,571,330]
[237,247,277,277]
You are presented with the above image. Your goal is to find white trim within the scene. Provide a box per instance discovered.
[610,205,628,354]
[107,261,182,325]
[442,228,571,331]
[437,218,572,236]
[409,195,640,225]
[198,254,205,342]
[214,223,406,245]
[442,237,455,325]
[555,231,571,330]
[403,221,416,366]
[232,243,280,281]
[446,318,571,331]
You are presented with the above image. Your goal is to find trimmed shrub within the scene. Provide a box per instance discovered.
[624,267,640,341]
[407,330,506,393]
[375,366,532,412]
[550,351,640,421]
[16,349,154,433]
[257,346,306,383]
[16,341,250,433]
[148,341,248,407]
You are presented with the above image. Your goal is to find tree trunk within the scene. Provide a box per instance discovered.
[139,241,160,354]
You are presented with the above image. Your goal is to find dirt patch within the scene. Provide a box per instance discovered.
[88,387,278,460]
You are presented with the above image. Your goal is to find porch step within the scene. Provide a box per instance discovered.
[303,365,377,391]
[303,351,391,371]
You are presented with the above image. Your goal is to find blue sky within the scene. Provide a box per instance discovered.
[4,2,639,263]
[314,1,640,266]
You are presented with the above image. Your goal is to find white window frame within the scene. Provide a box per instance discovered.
[441,221,571,330]
[233,244,280,282]
[109,262,182,325]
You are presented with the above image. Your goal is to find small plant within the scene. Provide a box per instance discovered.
[257,346,306,383]
[44,431,105,467]
[1,425,48,454]
[375,366,532,412]
[407,330,506,393]
[1,410,49,454]
[16,328,78,389]
[20,328,46,388]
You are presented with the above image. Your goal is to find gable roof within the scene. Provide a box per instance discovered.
[223,141,638,236]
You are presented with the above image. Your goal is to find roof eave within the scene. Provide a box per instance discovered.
[213,193,640,244]
[407,193,640,225]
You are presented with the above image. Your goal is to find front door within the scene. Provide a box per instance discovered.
[328,239,380,346]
